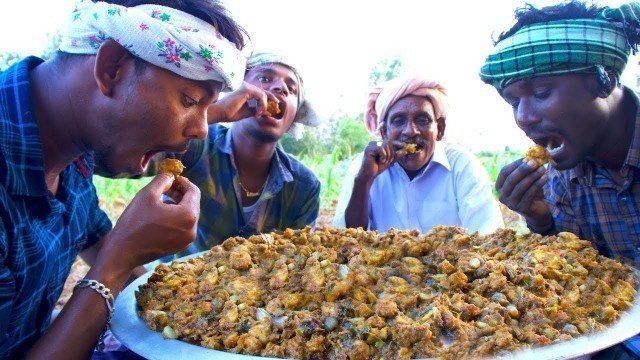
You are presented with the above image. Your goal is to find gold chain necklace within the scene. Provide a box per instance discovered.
[238,179,266,197]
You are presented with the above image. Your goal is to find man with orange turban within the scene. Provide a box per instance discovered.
[333,76,503,234]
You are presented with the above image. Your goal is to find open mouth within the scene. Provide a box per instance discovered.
[398,140,426,155]
[273,102,285,120]
[534,136,564,157]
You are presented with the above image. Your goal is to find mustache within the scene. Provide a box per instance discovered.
[398,137,428,146]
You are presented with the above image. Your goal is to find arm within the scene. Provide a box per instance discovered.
[207,81,279,124]
[25,174,200,359]
[495,158,555,234]
[344,141,402,229]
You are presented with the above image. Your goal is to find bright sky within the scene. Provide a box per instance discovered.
[1,0,638,151]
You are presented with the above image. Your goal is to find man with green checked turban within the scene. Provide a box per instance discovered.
[481,1,640,358]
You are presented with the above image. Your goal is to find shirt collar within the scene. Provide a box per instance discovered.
[430,142,451,171]
[215,125,294,189]
[568,86,640,184]
[0,56,49,196]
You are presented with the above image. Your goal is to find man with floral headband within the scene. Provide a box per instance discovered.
[333,76,503,234]
[480,2,640,357]
[137,51,321,261]
[0,0,248,358]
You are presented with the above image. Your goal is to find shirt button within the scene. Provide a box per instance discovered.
[238,230,244,235]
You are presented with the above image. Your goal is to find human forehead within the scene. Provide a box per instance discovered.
[502,74,587,97]
[387,95,435,117]
[146,64,223,97]
[246,63,298,84]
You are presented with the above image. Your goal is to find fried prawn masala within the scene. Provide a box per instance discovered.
[159,158,185,178]
[266,100,281,115]
[403,142,418,154]
[525,144,552,166]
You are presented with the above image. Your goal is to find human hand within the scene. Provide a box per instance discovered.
[98,174,201,273]
[495,158,552,226]
[207,81,279,123]
[356,140,405,183]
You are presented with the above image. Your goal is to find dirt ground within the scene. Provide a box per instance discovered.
[56,203,524,309]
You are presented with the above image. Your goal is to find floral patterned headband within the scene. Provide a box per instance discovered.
[59,1,246,91]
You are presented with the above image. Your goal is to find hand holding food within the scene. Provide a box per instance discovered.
[99,174,201,270]
[357,140,405,182]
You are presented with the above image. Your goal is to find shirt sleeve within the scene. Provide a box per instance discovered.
[545,168,580,234]
[332,153,365,228]
[85,184,113,249]
[0,220,14,345]
[454,150,505,234]
[289,178,321,229]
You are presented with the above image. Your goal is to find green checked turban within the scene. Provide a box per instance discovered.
[480,3,640,90]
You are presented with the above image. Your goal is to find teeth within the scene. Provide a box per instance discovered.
[547,142,564,156]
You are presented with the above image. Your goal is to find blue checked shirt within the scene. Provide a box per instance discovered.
[0,57,112,358]
[150,124,320,260]
[545,87,640,269]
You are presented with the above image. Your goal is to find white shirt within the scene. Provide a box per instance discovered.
[333,142,504,234]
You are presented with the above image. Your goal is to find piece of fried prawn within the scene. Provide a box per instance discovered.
[525,144,552,166]
[159,158,185,178]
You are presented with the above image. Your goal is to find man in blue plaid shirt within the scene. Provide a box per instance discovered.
[480,1,640,358]
[131,52,321,265]
[0,0,249,358]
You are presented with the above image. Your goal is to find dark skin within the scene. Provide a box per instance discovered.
[23,40,209,359]
[208,63,299,206]
[345,95,445,228]
[495,73,636,232]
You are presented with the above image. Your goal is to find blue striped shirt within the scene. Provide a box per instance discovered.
[545,87,640,269]
[150,124,320,259]
[0,57,112,358]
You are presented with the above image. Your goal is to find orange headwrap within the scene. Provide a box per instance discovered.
[364,76,448,135]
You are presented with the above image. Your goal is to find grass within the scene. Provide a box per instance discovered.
[93,175,151,223]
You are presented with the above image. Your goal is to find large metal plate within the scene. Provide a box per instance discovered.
[111,251,640,360]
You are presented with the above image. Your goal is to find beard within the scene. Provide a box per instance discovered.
[247,125,279,143]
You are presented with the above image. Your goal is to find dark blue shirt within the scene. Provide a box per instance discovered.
[147,124,320,259]
[0,57,112,358]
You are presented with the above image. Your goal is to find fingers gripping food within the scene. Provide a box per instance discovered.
[266,100,281,115]
[525,144,552,166]
[136,226,638,359]
[159,158,185,178]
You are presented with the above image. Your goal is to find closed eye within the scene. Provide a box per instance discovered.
[183,94,198,108]
[533,89,551,100]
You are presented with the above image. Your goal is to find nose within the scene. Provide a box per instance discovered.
[402,119,420,136]
[268,77,289,96]
[514,98,541,130]
[185,111,208,140]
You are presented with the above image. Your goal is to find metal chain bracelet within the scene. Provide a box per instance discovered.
[74,279,115,351]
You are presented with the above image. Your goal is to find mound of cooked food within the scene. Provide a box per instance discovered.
[525,144,552,166]
[136,226,638,359]
[159,158,185,178]
[267,100,281,115]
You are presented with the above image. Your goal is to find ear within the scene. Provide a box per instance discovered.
[436,118,446,141]
[93,40,134,97]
